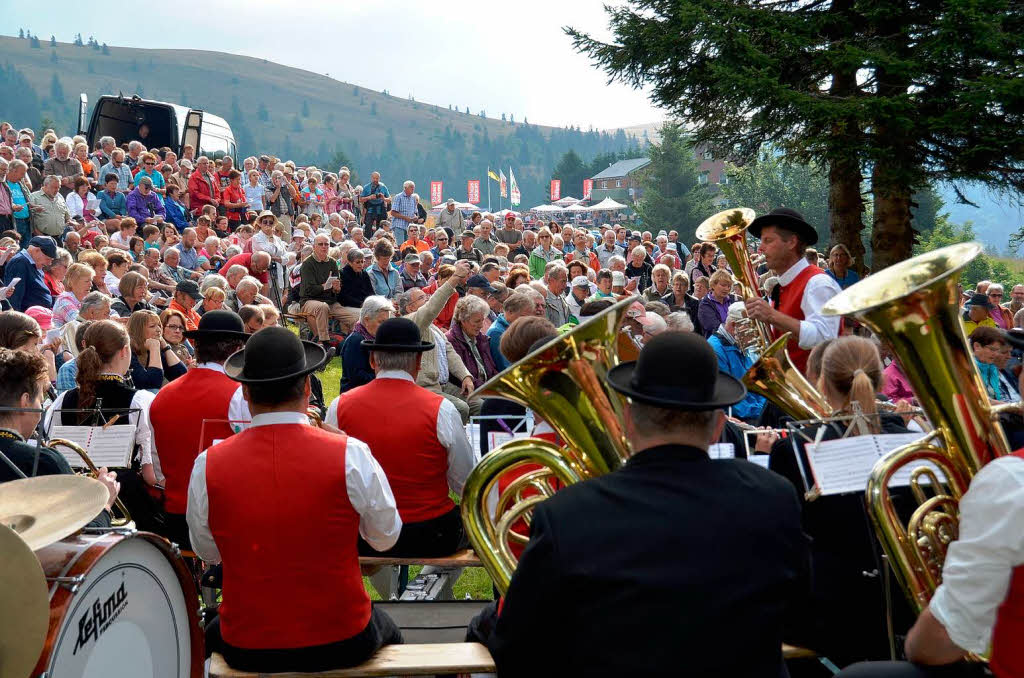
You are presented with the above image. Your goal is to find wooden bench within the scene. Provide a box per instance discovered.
[209,642,495,677]
[358,549,482,569]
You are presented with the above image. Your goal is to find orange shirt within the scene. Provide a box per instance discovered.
[400,238,431,253]
[169,298,202,332]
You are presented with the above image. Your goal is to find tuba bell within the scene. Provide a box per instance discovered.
[460,297,635,594]
[822,241,1011,612]
[696,208,831,421]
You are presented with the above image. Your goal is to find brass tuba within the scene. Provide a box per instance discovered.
[821,241,1011,612]
[460,297,635,594]
[695,208,831,421]
[47,437,133,528]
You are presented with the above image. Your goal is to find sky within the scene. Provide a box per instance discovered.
[6,0,666,131]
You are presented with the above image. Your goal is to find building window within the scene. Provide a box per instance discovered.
[704,149,714,161]
[720,173,730,185]
[698,171,709,186]
[615,179,622,188]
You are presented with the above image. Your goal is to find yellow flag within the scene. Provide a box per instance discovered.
[487,169,500,182]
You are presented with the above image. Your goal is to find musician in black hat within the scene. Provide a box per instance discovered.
[487,332,811,677]
[187,326,403,673]
[744,207,842,375]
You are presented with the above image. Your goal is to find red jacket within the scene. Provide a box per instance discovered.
[187,170,221,214]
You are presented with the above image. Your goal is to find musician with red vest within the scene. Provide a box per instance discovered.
[837,449,1024,678]
[744,207,841,375]
[326,316,477,558]
[186,327,403,673]
[149,310,249,549]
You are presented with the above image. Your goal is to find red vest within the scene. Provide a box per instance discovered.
[333,378,451,523]
[773,264,824,374]
[150,367,238,514]
[206,424,368,649]
[989,451,1024,677]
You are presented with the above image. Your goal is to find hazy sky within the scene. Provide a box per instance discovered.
[6,0,665,130]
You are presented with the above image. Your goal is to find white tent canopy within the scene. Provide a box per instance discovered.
[553,196,580,207]
[564,202,592,212]
[587,197,628,211]
[530,204,566,213]
[429,201,477,211]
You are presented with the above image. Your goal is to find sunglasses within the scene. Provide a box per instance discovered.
[145,162,156,166]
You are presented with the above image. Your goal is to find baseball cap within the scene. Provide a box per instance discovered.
[25,305,53,331]
[447,198,456,205]
[625,301,657,327]
[461,230,476,240]
[467,274,497,293]
[176,279,204,300]
[627,232,642,242]
[612,271,627,287]
[403,253,421,265]
[28,236,57,258]
[440,254,457,265]
[571,275,590,288]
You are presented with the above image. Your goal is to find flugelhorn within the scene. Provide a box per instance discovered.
[47,437,133,528]
[822,241,1010,612]
[696,208,830,421]
[461,297,635,594]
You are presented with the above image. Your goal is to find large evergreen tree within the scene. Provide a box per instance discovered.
[635,123,713,234]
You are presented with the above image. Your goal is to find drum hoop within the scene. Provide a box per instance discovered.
[34,530,204,677]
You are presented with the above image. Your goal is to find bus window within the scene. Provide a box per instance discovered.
[199,135,230,161]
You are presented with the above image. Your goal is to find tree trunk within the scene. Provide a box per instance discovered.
[828,153,865,273]
[870,158,914,272]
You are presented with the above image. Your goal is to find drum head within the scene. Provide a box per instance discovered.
[43,534,195,678]
[0,524,49,678]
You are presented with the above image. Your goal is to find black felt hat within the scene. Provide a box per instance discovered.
[965,293,995,310]
[607,332,746,410]
[224,326,326,383]
[360,317,434,353]
[184,309,249,341]
[748,207,819,245]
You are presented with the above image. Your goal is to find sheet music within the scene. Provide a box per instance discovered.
[466,423,481,459]
[488,431,515,452]
[708,443,735,459]
[747,454,771,469]
[808,433,945,496]
[48,424,135,469]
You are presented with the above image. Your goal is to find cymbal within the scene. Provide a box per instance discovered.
[0,475,108,550]
[0,523,49,678]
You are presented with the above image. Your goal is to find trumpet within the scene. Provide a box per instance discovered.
[47,437,133,527]
[696,208,831,421]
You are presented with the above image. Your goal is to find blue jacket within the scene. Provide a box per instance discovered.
[708,332,765,420]
[487,313,511,371]
[340,333,375,393]
[3,249,51,312]
[98,189,127,218]
[163,197,190,232]
[368,262,401,299]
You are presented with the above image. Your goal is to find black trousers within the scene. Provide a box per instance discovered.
[158,512,192,551]
[835,661,989,678]
[205,605,402,673]
[357,506,468,558]
[114,468,167,534]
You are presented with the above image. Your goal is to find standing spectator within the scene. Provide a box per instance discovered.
[596,229,624,268]
[187,156,221,217]
[360,171,390,232]
[473,220,497,256]
[388,180,418,245]
[264,170,295,233]
[126,176,166,226]
[43,139,83,197]
[0,158,12,232]
[529,227,562,280]
[6,159,32,245]
[335,168,357,216]
[98,149,134,193]
[542,263,570,327]
[437,198,465,232]
[625,245,654,291]
[566,229,600,272]
[986,283,1013,329]
[698,269,738,338]
[243,170,265,213]
[825,244,860,290]
[455,230,483,263]
[495,213,522,246]
[690,243,717,284]
[301,174,326,219]
[3,237,56,312]
[15,147,43,192]
[643,264,672,302]
[662,272,702,335]
[42,248,70,299]
[221,170,249,230]
[29,175,71,238]
[214,155,234,193]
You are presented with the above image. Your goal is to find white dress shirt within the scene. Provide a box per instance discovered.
[929,455,1024,654]
[46,384,160,481]
[325,369,478,497]
[776,258,842,349]
[186,410,401,564]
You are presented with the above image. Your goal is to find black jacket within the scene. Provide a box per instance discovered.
[489,444,810,677]
[337,265,375,309]
[662,291,703,334]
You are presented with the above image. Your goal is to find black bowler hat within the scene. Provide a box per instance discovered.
[361,317,434,353]
[184,309,249,341]
[607,332,746,410]
[965,293,995,310]
[224,326,326,383]
[748,207,819,245]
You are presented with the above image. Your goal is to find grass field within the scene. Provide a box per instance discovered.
[311,336,495,601]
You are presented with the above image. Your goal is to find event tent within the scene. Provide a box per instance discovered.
[587,197,628,211]
[553,196,580,207]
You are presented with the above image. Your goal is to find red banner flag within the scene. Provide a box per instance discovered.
[467,180,481,204]
[583,179,593,200]
[550,179,561,201]
[430,181,443,206]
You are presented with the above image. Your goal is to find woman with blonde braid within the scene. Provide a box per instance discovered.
[45,320,166,532]
[768,336,916,667]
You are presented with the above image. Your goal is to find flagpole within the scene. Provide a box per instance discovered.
[487,166,492,212]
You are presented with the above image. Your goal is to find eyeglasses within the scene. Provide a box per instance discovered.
[145,162,155,166]
[165,324,184,331]
[990,293,1004,298]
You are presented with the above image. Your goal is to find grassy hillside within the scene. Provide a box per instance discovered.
[0,34,644,207]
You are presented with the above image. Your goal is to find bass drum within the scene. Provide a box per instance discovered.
[33,530,203,678]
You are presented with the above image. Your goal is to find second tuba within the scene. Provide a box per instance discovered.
[696,208,830,421]
[822,241,1011,612]
[460,297,635,593]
